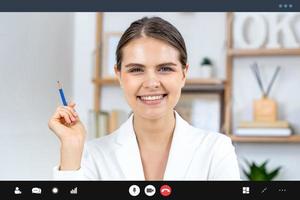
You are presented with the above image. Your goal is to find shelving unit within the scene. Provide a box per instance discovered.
[92,12,300,142]
[225,12,300,143]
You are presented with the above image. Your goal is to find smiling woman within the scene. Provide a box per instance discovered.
[48,16,240,180]
[116,36,186,121]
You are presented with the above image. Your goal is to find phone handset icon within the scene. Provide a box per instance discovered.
[161,188,170,193]
[160,185,172,197]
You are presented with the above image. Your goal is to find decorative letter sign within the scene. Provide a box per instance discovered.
[234,13,300,49]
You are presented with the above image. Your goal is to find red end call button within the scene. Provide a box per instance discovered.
[160,185,172,197]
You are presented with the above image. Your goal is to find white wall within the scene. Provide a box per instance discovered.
[72,13,97,140]
[0,13,74,179]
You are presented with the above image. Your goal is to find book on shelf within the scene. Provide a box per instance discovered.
[238,120,289,128]
[235,127,292,137]
[97,111,109,138]
[108,109,129,133]
[88,110,109,139]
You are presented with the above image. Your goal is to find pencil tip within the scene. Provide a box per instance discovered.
[57,81,62,89]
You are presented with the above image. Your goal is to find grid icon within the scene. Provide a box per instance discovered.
[242,187,250,194]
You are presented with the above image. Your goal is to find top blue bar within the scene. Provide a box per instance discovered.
[0,0,299,11]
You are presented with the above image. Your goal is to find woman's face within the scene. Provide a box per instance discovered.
[115,37,188,120]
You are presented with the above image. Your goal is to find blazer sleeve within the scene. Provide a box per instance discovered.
[52,142,101,180]
[208,136,241,180]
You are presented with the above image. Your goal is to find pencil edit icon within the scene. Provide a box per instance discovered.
[261,187,267,193]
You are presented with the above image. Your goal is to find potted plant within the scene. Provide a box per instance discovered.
[242,159,281,181]
[200,57,213,78]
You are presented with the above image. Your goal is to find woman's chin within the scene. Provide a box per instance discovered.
[138,108,170,120]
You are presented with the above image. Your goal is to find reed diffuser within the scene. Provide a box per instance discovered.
[250,62,281,122]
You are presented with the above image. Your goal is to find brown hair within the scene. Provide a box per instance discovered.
[115,16,187,71]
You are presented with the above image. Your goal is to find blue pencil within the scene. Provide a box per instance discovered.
[57,81,68,106]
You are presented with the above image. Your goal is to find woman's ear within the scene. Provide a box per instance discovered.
[114,65,122,88]
[181,64,189,88]
[183,64,189,79]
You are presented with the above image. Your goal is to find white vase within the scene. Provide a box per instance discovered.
[200,65,213,78]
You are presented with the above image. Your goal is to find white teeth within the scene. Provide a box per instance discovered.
[140,95,163,101]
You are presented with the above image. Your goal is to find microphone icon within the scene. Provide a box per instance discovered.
[129,185,140,196]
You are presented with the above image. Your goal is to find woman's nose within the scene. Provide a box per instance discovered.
[142,73,161,89]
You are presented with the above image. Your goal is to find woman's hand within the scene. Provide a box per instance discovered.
[48,102,86,170]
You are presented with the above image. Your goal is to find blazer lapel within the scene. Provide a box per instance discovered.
[114,115,145,180]
[163,111,199,180]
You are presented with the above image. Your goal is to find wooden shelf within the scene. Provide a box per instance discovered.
[228,48,300,57]
[185,78,224,85]
[93,77,119,85]
[183,79,225,92]
[229,135,300,143]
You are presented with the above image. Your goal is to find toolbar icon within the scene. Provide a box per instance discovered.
[52,187,59,194]
[129,185,140,196]
[160,185,172,197]
[278,188,287,192]
[242,186,250,194]
[144,185,156,196]
[32,187,42,194]
[14,187,22,195]
[70,187,78,194]
[261,187,267,193]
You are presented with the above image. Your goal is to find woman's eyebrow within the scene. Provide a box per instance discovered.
[156,62,177,67]
[124,63,145,68]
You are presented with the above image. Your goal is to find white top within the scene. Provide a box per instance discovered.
[53,111,240,180]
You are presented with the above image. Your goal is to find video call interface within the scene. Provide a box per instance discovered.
[0,0,300,199]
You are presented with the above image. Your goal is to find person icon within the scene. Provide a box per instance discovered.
[14,187,22,194]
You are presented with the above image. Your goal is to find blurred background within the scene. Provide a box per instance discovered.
[0,12,299,180]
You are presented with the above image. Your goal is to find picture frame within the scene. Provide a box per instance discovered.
[175,93,222,133]
[102,32,123,78]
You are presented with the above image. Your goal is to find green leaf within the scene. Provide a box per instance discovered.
[242,159,281,181]
[201,57,212,65]
[266,167,281,180]
[260,160,269,169]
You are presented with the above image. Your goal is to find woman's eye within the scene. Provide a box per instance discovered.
[128,68,143,73]
[159,66,173,72]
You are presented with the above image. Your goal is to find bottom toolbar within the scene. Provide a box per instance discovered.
[0,181,299,199]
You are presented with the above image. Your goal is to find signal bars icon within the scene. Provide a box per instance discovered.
[70,187,78,194]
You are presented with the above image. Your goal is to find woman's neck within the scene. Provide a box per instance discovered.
[133,111,176,149]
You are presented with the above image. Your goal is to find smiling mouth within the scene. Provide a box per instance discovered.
[137,94,168,101]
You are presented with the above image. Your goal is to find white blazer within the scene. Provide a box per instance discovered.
[53,111,240,180]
